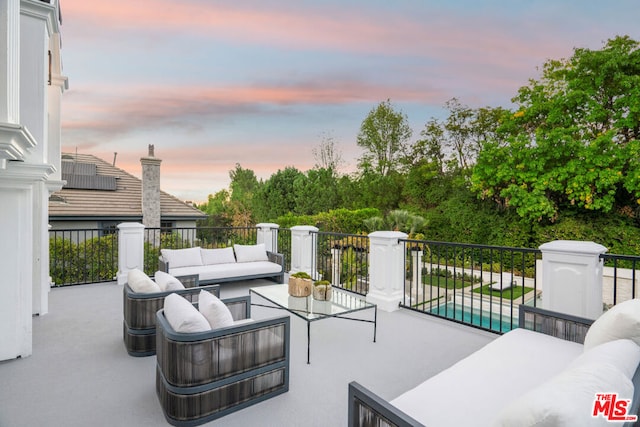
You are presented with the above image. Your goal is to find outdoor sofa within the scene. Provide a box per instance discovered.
[158,244,285,285]
[349,301,640,427]
[155,292,290,426]
[123,271,220,356]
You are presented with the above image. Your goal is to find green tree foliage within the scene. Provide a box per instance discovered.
[472,36,640,222]
[293,167,342,215]
[254,167,304,220]
[357,99,412,176]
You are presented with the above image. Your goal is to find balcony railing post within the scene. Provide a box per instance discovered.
[290,226,318,278]
[257,223,279,253]
[367,231,407,312]
[116,222,145,285]
[331,246,342,287]
[539,240,607,319]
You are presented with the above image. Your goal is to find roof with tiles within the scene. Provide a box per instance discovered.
[49,153,207,221]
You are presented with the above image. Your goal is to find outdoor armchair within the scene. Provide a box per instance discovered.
[155,295,290,426]
[123,274,219,356]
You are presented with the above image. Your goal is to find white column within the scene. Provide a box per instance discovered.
[0,0,20,125]
[257,223,279,253]
[290,225,318,278]
[331,246,342,286]
[367,231,407,312]
[117,223,145,285]
[539,240,607,319]
[0,181,33,360]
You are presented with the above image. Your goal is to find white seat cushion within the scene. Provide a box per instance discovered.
[127,268,161,293]
[163,293,210,333]
[201,247,236,265]
[154,270,185,292]
[494,361,634,426]
[198,290,234,329]
[391,328,583,427]
[584,298,640,350]
[234,243,269,263]
[169,261,282,282]
[161,247,203,268]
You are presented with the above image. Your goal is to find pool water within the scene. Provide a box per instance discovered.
[429,302,514,332]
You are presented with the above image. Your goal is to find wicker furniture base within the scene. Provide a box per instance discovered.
[155,296,290,426]
[122,277,219,357]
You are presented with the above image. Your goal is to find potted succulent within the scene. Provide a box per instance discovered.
[288,271,312,297]
[312,280,332,301]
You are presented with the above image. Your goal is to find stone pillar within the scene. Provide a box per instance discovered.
[141,145,161,229]
[539,240,607,319]
[331,246,342,286]
[367,231,407,312]
[257,223,279,253]
[290,225,318,278]
[117,222,145,285]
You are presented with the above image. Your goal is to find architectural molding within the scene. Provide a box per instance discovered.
[0,122,37,167]
[20,0,59,36]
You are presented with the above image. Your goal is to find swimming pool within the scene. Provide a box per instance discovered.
[429,302,514,332]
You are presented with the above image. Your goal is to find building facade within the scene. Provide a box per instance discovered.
[0,0,67,361]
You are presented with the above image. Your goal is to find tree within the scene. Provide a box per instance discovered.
[253,167,304,220]
[312,132,344,173]
[293,168,341,215]
[357,99,413,176]
[472,36,640,222]
[228,163,260,226]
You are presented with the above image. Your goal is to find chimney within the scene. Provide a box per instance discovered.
[140,144,162,229]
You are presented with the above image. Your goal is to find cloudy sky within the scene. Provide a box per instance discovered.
[59,0,640,203]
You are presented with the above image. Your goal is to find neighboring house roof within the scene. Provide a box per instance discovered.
[49,153,207,221]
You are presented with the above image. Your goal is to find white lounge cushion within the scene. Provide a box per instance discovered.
[391,328,583,427]
[201,247,236,265]
[127,268,161,293]
[584,298,640,350]
[169,261,282,283]
[571,339,640,379]
[234,243,269,263]
[154,270,185,292]
[163,293,210,333]
[161,247,203,269]
[493,361,634,427]
[198,289,234,329]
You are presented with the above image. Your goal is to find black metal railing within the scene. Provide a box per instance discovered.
[400,239,542,334]
[600,253,640,307]
[49,228,118,286]
[278,228,292,272]
[312,232,369,295]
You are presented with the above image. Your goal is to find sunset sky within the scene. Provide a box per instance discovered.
[59,0,640,203]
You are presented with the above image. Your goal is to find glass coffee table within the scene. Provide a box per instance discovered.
[249,284,377,364]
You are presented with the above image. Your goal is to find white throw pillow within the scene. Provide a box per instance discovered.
[233,243,269,263]
[584,299,640,350]
[571,339,640,379]
[160,247,203,269]
[201,247,236,265]
[154,270,185,292]
[493,361,634,427]
[198,290,234,329]
[127,268,161,293]
[163,293,210,333]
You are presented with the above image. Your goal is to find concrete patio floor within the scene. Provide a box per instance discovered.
[0,279,496,427]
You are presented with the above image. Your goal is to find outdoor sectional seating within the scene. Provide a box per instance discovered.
[123,274,220,356]
[349,302,640,427]
[155,294,290,426]
[158,244,285,285]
